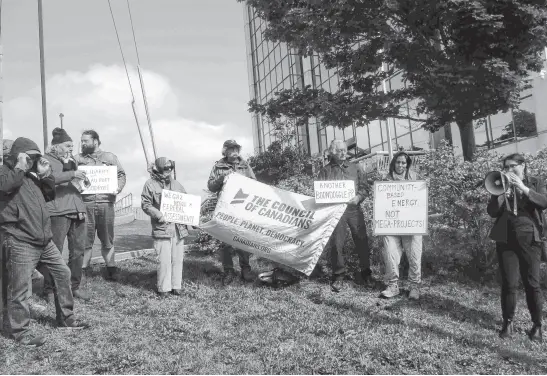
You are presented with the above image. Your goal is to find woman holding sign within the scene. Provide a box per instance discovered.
[380,151,423,300]
[141,157,191,298]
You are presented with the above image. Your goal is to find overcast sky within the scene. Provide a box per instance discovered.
[2,0,253,203]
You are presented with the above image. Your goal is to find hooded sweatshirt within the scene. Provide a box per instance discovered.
[141,158,190,239]
[0,137,55,246]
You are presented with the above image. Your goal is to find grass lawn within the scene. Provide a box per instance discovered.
[1,249,547,374]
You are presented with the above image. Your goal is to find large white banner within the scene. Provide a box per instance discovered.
[78,166,118,195]
[373,180,428,236]
[200,173,347,276]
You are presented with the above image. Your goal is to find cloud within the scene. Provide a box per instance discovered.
[4,64,253,205]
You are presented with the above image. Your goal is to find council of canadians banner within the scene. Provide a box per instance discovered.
[200,173,347,276]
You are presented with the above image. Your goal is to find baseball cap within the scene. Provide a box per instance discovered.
[223,139,241,149]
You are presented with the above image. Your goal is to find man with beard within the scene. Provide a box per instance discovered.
[207,139,256,285]
[141,157,192,297]
[37,128,90,302]
[74,130,126,281]
[0,137,89,347]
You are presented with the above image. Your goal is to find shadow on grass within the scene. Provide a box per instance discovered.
[305,290,547,372]
[111,234,154,252]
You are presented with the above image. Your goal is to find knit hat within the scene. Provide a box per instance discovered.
[10,137,41,157]
[2,139,14,155]
[51,127,72,145]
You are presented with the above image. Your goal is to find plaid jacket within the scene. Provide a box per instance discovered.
[207,157,256,196]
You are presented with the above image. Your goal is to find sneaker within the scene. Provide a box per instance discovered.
[222,270,236,286]
[73,289,91,302]
[171,289,182,296]
[29,302,47,317]
[241,267,254,282]
[16,334,47,347]
[157,291,169,299]
[408,286,420,300]
[330,275,344,293]
[106,267,120,281]
[380,283,400,298]
[57,317,90,330]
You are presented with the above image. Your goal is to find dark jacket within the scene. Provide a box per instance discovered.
[487,175,547,243]
[207,157,256,195]
[44,153,86,217]
[141,172,191,239]
[0,138,56,246]
[74,149,126,204]
[317,160,368,204]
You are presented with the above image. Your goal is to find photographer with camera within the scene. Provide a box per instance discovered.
[37,128,91,302]
[0,137,89,347]
[487,153,547,342]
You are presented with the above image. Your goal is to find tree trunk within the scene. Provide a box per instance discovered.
[456,119,476,161]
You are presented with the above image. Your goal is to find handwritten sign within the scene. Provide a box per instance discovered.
[78,166,118,195]
[160,189,201,226]
[314,180,356,204]
[373,180,428,236]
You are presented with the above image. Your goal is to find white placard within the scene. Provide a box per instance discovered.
[79,166,118,195]
[314,180,356,204]
[160,189,201,226]
[373,180,428,236]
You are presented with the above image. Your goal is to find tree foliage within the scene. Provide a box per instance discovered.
[241,0,547,160]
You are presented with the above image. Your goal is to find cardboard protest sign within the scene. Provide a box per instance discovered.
[314,180,355,204]
[160,189,201,227]
[78,166,118,195]
[200,174,347,276]
[373,180,428,236]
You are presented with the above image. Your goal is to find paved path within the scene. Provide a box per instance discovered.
[58,220,197,260]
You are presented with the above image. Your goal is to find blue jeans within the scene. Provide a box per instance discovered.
[5,235,74,339]
[83,202,116,267]
[37,216,86,293]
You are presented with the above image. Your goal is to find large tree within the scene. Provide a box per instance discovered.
[241,0,547,160]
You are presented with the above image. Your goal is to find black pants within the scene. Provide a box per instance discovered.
[497,229,543,325]
[324,205,371,276]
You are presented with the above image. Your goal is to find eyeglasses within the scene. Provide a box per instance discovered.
[504,163,521,170]
[163,166,173,171]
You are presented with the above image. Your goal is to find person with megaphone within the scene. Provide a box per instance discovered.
[486,153,547,342]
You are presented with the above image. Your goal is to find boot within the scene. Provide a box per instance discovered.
[330,274,344,293]
[222,269,236,286]
[528,324,543,342]
[499,320,514,339]
[241,266,254,282]
[106,266,120,281]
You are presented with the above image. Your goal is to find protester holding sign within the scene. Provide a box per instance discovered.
[380,152,424,300]
[75,130,126,281]
[38,128,90,302]
[142,157,192,298]
[316,139,372,292]
[487,153,546,342]
[207,139,256,285]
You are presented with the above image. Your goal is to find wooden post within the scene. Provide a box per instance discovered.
[38,0,48,152]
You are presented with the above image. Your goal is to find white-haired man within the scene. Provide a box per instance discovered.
[317,139,373,292]
[207,139,256,285]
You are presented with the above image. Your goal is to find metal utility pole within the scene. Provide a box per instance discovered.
[59,113,64,129]
[0,0,3,165]
[381,62,394,161]
[38,0,48,151]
